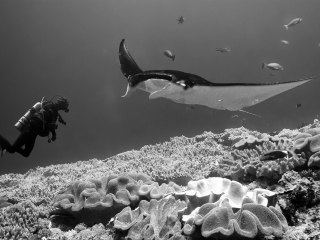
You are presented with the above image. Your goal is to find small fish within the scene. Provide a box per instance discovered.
[231,115,238,118]
[284,18,302,30]
[260,150,289,161]
[164,50,175,61]
[177,16,185,24]
[216,48,230,53]
[269,73,276,77]
[281,40,289,44]
[296,103,302,108]
[262,63,283,71]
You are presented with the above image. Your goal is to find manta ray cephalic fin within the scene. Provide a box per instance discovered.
[121,84,136,98]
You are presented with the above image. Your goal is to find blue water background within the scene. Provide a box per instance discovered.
[0,0,320,175]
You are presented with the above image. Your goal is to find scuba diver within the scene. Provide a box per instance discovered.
[0,96,69,157]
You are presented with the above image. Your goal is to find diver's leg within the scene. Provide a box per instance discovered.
[14,133,37,157]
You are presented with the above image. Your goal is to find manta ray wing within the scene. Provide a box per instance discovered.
[153,79,313,111]
[119,39,142,78]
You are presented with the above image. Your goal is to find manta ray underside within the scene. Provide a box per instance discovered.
[118,39,315,115]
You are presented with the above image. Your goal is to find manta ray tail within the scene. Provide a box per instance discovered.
[119,39,143,79]
[238,109,262,117]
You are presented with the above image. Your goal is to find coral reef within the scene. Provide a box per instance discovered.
[114,196,187,240]
[53,173,151,226]
[1,125,320,239]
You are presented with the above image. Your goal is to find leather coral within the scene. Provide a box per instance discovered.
[172,177,277,217]
[183,198,288,239]
[114,195,187,240]
[53,173,152,225]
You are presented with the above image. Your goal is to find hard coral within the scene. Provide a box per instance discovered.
[221,140,306,182]
[53,173,151,226]
[278,174,320,226]
[114,196,187,240]
[183,199,288,239]
[0,195,12,209]
[104,131,229,183]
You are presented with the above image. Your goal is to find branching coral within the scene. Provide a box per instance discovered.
[0,195,12,209]
[114,196,187,240]
[103,130,233,183]
[0,200,49,239]
[183,199,288,239]
[53,173,151,226]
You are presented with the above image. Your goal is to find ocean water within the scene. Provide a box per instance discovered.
[0,0,320,175]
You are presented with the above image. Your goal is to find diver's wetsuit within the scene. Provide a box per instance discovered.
[0,102,59,157]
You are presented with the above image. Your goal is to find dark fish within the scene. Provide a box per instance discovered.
[296,103,302,108]
[177,16,185,24]
[260,150,288,161]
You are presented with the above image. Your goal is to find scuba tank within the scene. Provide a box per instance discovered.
[14,102,42,132]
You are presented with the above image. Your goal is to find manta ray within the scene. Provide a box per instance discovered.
[119,39,315,116]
